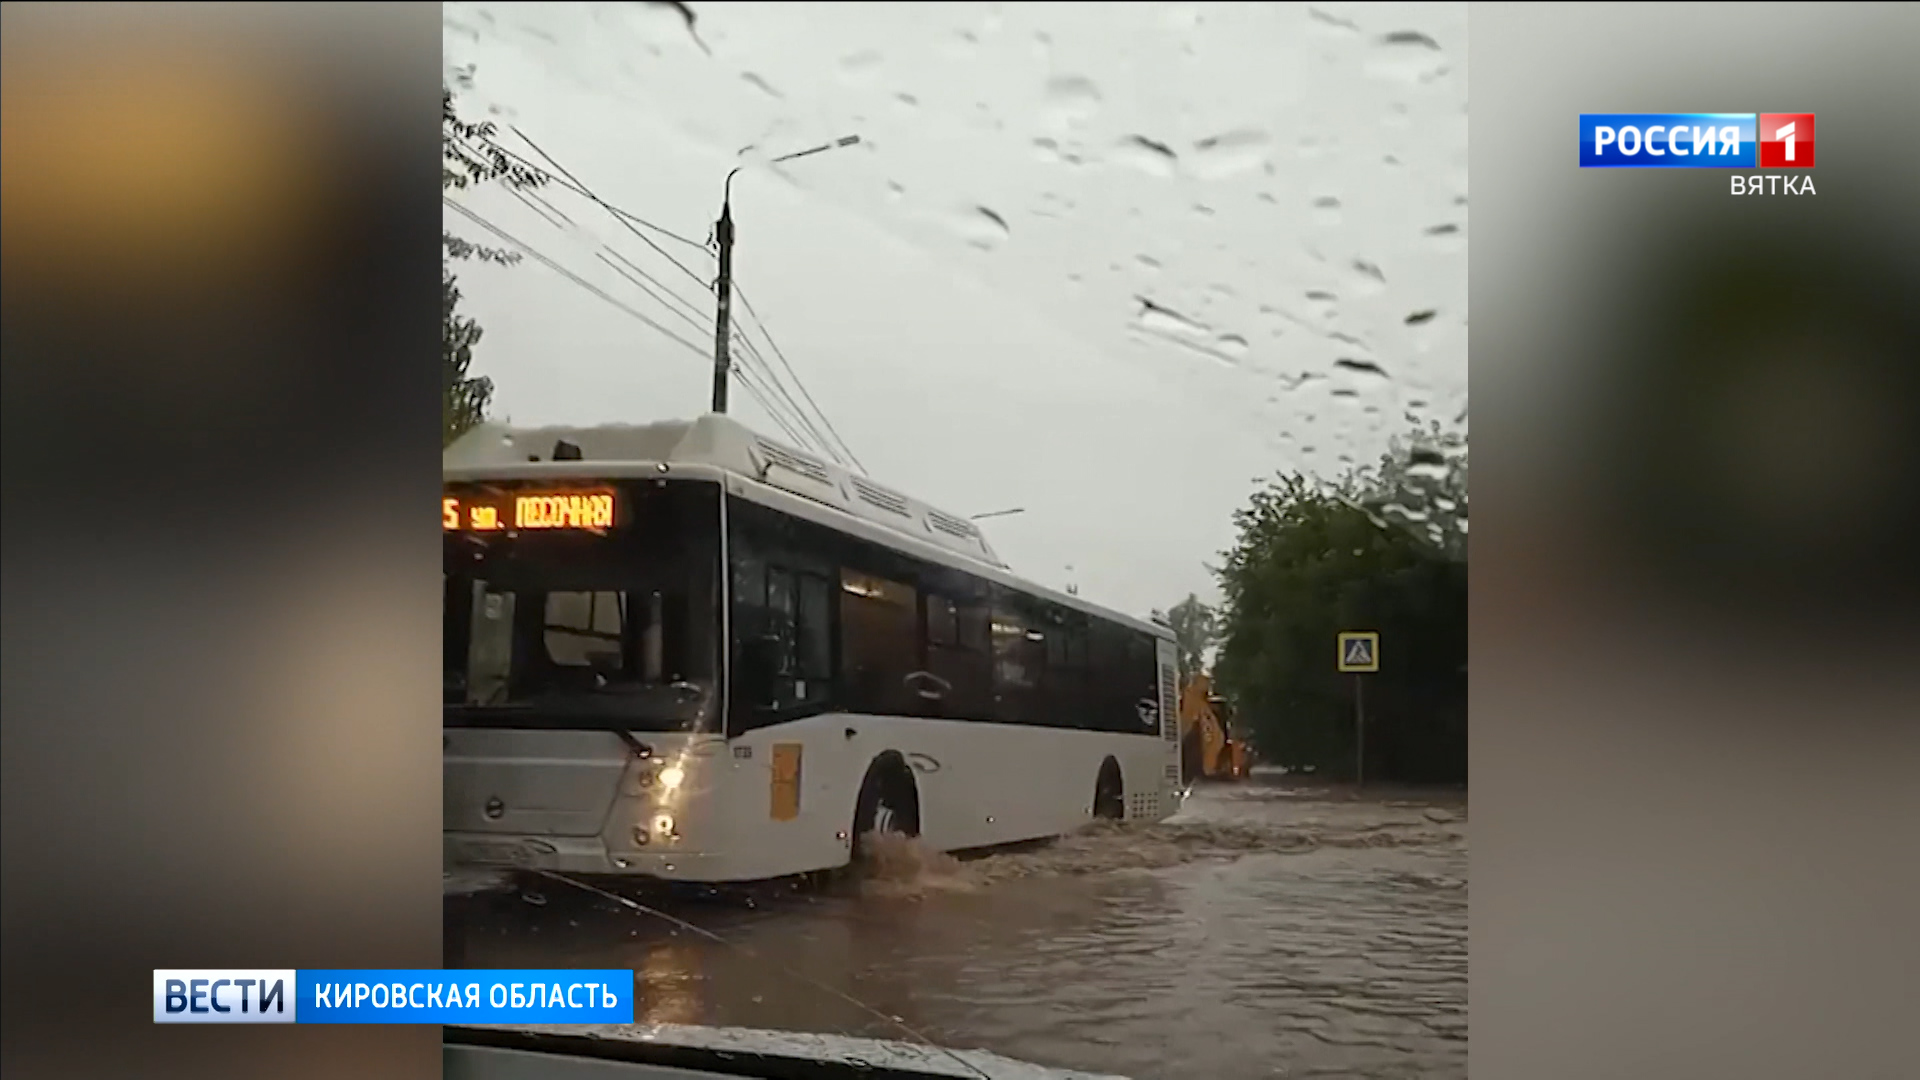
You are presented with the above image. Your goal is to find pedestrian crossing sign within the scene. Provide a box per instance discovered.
[1338,631,1379,673]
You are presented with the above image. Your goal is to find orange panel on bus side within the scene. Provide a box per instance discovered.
[769,743,803,821]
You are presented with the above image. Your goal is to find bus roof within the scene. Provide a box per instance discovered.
[445,414,1172,641]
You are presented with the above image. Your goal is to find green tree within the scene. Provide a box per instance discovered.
[441,86,550,446]
[443,268,491,447]
[1212,428,1467,783]
[1155,594,1219,686]
[1355,419,1469,561]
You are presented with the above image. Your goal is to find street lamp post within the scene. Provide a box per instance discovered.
[710,135,861,415]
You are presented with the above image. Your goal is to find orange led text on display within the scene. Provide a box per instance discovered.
[443,492,616,532]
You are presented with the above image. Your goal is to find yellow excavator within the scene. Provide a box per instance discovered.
[1178,672,1252,782]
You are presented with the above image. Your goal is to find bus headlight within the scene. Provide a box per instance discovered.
[653,814,676,838]
[658,765,685,791]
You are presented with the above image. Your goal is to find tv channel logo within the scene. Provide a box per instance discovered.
[1757,112,1815,167]
[1579,114,1815,169]
[154,969,296,1023]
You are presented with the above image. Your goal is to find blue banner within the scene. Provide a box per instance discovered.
[288,970,633,1024]
[157,969,634,1024]
[1578,113,1756,168]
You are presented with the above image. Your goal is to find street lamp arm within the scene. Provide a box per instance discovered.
[729,135,859,204]
[774,135,862,165]
[709,133,861,417]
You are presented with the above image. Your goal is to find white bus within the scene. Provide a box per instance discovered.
[443,415,1182,883]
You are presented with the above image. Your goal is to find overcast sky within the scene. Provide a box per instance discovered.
[442,1,1467,619]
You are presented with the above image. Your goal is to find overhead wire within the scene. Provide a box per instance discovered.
[502,135,839,465]
[482,135,833,461]
[732,282,866,474]
[456,133,711,260]
[489,160,723,353]
[521,187,578,229]
[602,247,709,328]
[728,330,840,463]
[442,197,799,432]
[504,129,712,289]
[499,127,862,472]
[453,138,831,457]
[732,367,813,448]
[505,186,569,232]
[453,128,857,468]
[443,197,706,359]
[595,253,709,338]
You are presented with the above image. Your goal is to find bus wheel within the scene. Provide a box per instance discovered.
[1093,757,1125,820]
[852,752,920,863]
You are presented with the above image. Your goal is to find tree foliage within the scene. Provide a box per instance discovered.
[1152,594,1220,686]
[1212,426,1468,783]
[1360,420,1469,562]
[441,86,550,446]
[442,268,491,447]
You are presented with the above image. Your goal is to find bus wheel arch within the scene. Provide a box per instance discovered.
[852,751,921,860]
[1093,756,1125,820]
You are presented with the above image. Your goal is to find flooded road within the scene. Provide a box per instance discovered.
[445,776,1467,1080]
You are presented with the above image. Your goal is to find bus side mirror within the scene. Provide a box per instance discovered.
[740,636,782,708]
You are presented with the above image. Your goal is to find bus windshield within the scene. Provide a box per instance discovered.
[442,478,722,733]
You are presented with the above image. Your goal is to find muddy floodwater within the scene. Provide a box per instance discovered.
[445,775,1467,1079]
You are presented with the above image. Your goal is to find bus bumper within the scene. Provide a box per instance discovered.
[443,832,830,884]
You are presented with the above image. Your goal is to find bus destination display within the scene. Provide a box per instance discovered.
[443,490,617,532]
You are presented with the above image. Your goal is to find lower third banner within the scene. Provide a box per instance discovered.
[153,969,635,1024]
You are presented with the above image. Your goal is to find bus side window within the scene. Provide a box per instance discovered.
[960,602,991,654]
[1088,621,1132,733]
[732,554,767,646]
[732,547,834,715]
[1042,608,1089,728]
[795,572,832,693]
[766,566,799,694]
[1127,632,1159,733]
[927,594,960,648]
[925,592,992,719]
[990,588,1046,725]
[840,568,918,716]
[726,501,843,731]
[729,551,771,720]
